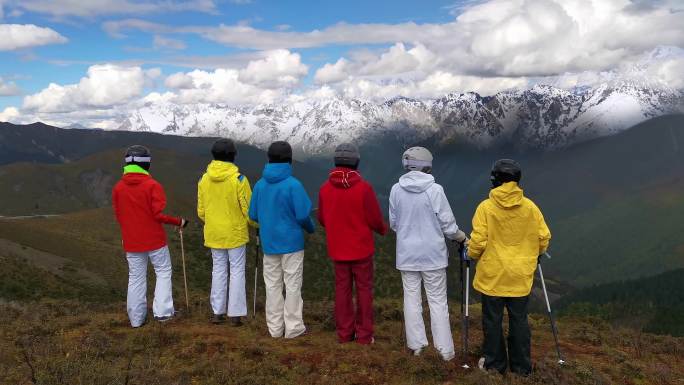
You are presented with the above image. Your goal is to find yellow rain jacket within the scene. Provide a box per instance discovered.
[468,182,551,297]
[198,160,253,249]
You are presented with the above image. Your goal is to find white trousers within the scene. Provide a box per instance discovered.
[126,246,175,327]
[263,250,306,338]
[401,268,455,360]
[210,246,247,317]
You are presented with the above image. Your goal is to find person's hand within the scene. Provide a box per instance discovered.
[180,218,190,228]
[454,230,469,246]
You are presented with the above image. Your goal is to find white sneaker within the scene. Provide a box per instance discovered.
[441,352,455,362]
[478,357,486,372]
[412,347,423,356]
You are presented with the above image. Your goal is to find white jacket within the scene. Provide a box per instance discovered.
[389,171,460,271]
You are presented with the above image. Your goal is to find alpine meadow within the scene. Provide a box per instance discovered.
[1,0,684,384]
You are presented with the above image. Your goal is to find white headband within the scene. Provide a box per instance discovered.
[125,156,151,163]
[402,158,432,168]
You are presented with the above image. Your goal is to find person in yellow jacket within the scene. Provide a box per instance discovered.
[468,159,551,376]
[198,138,254,326]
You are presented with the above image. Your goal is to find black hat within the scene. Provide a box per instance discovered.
[212,138,237,162]
[125,145,152,170]
[491,159,522,188]
[267,141,292,163]
[334,143,360,169]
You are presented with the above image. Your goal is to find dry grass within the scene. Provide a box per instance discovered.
[0,298,682,385]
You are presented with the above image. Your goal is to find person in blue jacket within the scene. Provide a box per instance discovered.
[249,141,315,338]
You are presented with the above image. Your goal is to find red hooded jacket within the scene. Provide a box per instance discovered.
[112,170,182,253]
[318,167,388,261]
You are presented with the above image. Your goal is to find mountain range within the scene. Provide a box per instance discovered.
[117,81,683,155]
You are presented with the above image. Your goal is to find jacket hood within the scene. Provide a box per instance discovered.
[489,182,524,209]
[122,172,150,186]
[262,162,292,184]
[328,167,361,189]
[206,160,239,182]
[399,171,435,193]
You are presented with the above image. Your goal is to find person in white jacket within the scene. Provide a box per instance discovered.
[389,147,467,361]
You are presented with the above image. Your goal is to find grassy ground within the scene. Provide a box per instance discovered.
[1,297,682,385]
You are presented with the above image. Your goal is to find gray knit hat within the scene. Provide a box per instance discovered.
[334,143,360,168]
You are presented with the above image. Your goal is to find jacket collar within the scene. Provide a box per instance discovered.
[123,164,150,175]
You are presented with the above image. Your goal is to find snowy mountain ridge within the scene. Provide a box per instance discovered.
[116,81,684,155]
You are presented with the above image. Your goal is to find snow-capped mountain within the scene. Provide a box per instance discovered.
[117,81,683,155]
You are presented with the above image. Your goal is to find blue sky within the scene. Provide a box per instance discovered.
[0,0,682,127]
[0,0,460,109]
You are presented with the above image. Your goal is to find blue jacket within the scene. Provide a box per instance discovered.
[249,163,315,255]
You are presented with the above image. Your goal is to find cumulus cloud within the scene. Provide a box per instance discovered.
[106,0,684,79]
[22,64,160,113]
[161,50,308,105]
[314,59,351,84]
[0,24,67,51]
[0,106,20,121]
[0,77,21,96]
[161,69,281,105]
[237,49,308,87]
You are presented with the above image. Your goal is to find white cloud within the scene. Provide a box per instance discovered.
[0,106,20,121]
[105,0,684,80]
[162,68,281,105]
[237,49,308,87]
[153,35,187,50]
[314,58,351,84]
[0,24,67,51]
[643,56,684,89]
[5,0,218,18]
[161,50,308,103]
[0,77,21,95]
[22,64,159,113]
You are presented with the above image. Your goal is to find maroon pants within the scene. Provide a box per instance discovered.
[334,256,374,344]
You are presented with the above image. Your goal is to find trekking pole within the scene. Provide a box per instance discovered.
[538,252,565,365]
[460,242,471,369]
[252,232,260,318]
[179,228,190,313]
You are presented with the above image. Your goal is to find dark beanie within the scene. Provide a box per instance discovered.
[267,141,292,163]
[212,138,237,162]
[334,143,360,169]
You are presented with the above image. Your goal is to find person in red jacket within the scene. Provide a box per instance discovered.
[318,143,388,344]
[112,145,188,328]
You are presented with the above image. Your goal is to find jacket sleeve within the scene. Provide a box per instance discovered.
[238,176,258,228]
[535,204,551,254]
[389,186,397,232]
[151,181,182,226]
[468,202,488,259]
[364,184,388,235]
[431,186,459,239]
[292,181,315,234]
[197,177,205,222]
[317,187,325,227]
[248,182,259,223]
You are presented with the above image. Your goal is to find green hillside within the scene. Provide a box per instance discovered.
[1,115,683,290]
[556,269,684,336]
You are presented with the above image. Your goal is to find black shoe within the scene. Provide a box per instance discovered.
[154,315,175,323]
[212,314,227,324]
[229,316,243,327]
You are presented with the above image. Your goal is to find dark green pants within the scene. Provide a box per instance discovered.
[481,294,531,375]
